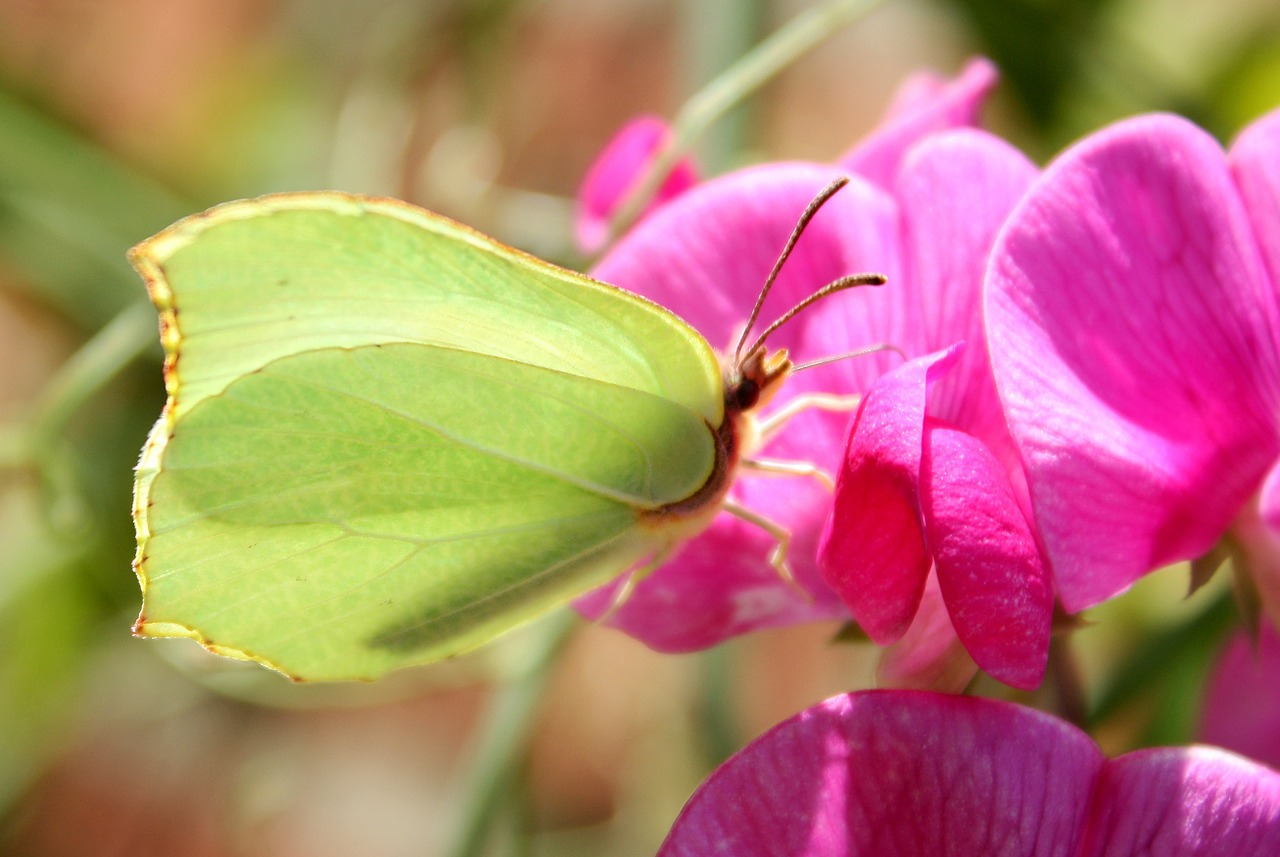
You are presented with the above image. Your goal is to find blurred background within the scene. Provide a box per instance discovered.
[1,0,1278,854]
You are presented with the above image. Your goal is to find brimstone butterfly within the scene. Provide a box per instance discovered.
[130,181,880,681]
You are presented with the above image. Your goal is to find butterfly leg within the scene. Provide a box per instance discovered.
[757,392,861,444]
[598,546,674,622]
[742,391,861,492]
[740,457,835,490]
[723,500,812,601]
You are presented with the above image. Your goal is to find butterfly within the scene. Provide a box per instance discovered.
[130,179,881,680]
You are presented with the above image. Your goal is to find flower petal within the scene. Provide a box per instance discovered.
[1231,495,1280,632]
[574,116,698,253]
[922,421,1052,689]
[591,162,900,359]
[574,514,850,652]
[876,573,979,693]
[1260,459,1280,533]
[839,57,997,190]
[1201,623,1280,771]
[986,114,1280,612]
[891,129,1037,465]
[1082,747,1280,857]
[1230,108,1280,620]
[818,348,960,643]
[657,691,1102,857]
[577,165,903,650]
[1230,106,1280,299]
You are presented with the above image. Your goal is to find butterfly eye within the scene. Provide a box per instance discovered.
[732,377,761,411]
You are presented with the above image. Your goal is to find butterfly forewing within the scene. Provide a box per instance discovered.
[139,195,722,422]
[133,195,727,680]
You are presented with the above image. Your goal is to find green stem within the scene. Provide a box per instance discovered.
[0,426,27,469]
[1047,634,1087,730]
[0,86,190,328]
[25,300,157,468]
[444,610,579,857]
[604,0,886,245]
[677,0,765,175]
[0,301,158,537]
[695,644,740,771]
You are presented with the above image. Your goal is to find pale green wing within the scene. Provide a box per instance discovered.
[131,194,727,681]
[139,343,717,680]
[132,193,723,422]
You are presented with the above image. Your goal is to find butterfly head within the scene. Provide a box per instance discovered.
[727,344,792,416]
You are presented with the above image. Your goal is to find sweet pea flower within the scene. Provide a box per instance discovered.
[659,690,1280,856]
[574,115,699,253]
[574,59,997,247]
[810,60,1051,691]
[571,160,893,649]
[1201,622,1280,771]
[985,107,1280,622]
[572,63,1000,650]
[815,145,1051,689]
[572,61,1054,688]
[837,57,997,189]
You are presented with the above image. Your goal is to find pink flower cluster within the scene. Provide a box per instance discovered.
[572,57,1280,852]
[575,60,1054,690]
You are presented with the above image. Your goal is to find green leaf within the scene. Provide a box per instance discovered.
[0,87,193,328]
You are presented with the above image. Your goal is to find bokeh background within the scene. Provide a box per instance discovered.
[1,0,1278,854]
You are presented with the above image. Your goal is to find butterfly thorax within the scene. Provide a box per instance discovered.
[634,344,792,543]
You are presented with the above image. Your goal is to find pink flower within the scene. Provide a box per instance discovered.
[572,61,1025,657]
[814,62,1052,690]
[572,161,891,648]
[1201,622,1280,771]
[574,115,699,254]
[814,169,1052,691]
[984,107,1280,621]
[838,58,997,189]
[658,691,1280,856]
[575,58,998,249]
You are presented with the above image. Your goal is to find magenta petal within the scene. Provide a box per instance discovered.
[1231,107,1280,624]
[1230,106,1280,299]
[657,692,1280,856]
[1254,460,1280,547]
[1201,623,1280,771]
[922,422,1052,689]
[892,129,1038,467]
[1232,498,1280,632]
[1230,110,1280,628]
[1082,747,1280,857]
[657,691,1102,857]
[573,511,849,652]
[1260,459,1280,533]
[574,116,698,253]
[892,129,1037,355]
[591,162,900,355]
[987,114,1280,611]
[818,348,960,643]
[876,574,979,693]
[839,57,997,190]
[593,161,903,523]
[576,165,902,650]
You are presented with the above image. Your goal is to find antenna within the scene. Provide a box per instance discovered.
[791,342,906,373]
[740,272,885,360]
[732,176,852,365]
